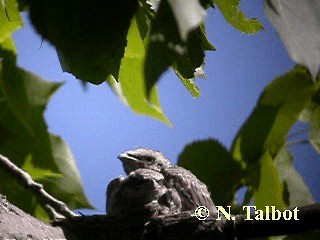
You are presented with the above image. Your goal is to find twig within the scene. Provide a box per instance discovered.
[287,126,309,140]
[0,153,77,219]
[286,139,310,147]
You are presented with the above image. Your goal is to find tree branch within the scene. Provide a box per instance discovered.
[0,194,66,239]
[235,204,320,239]
[0,153,77,219]
[1,195,320,240]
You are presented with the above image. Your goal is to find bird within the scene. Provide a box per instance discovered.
[106,168,181,219]
[116,148,217,214]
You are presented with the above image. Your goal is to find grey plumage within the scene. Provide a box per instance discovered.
[106,148,216,220]
[106,168,181,219]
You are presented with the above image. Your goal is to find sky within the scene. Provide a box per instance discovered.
[12,0,319,213]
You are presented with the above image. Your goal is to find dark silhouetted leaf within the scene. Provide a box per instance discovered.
[178,139,244,206]
[28,0,139,84]
[145,0,213,96]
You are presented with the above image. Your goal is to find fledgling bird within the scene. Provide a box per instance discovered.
[117,148,217,214]
[106,168,181,219]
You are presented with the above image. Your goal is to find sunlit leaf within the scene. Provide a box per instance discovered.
[231,66,318,204]
[0,0,22,44]
[176,70,200,98]
[274,147,314,207]
[232,66,318,163]
[265,0,320,80]
[310,106,320,153]
[253,151,285,209]
[48,134,93,209]
[110,16,171,126]
[213,0,263,34]
[178,139,244,206]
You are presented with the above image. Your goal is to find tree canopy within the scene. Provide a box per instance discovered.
[0,0,320,238]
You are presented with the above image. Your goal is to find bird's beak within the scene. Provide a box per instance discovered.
[118,152,139,163]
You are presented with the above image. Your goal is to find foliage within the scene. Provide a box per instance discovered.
[179,67,319,212]
[0,36,92,220]
[0,3,319,238]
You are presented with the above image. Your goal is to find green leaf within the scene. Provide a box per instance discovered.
[283,230,320,240]
[297,84,320,153]
[178,139,244,206]
[232,66,318,163]
[28,0,139,84]
[0,38,92,219]
[310,106,320,152]
[21,154,63,181]
[212,0,263,34]
[145,0,214,96]
[265,0,320,80]
[274,147,314,207]
[109,16,171,126]
[253,151,285,209]
[0,0,23,44]
[167,0,206,41]
[48,134,93,209]
[176,70,200,98]
[231,66,318,204]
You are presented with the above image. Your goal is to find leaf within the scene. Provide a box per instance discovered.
[310,106,320,152]
[232,66,318,164]
[212,0,263,34]
[109,16,171,126]
[231,66,318,203]
[48,134,93,209]
[28,0,139,84]
[253,151,285,209]
[145,0,214,96]
[283,230,320,240]
[167,0,206,41]
[21,154,63,181]
[274,147,314,207]
[297,84,320,153]
[0,38,92,219]
[265,0,320,80]
[0,0,23,44]
[176,70,200,98]
[178,139,244,206]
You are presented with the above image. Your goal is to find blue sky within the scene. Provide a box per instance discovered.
[13,1,319,213]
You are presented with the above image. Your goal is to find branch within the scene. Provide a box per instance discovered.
[0,153,77,219]
[235,204,320,239]
[142,205,320,240]
[1,195,320,240]
[0,194,66,239]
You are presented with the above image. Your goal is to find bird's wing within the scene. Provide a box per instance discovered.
[163,166,216,213]
[106,175,125,215]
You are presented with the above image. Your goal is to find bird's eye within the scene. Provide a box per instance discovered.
[144,156,153,163]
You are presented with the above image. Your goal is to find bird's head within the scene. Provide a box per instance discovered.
[118,148,171,175]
